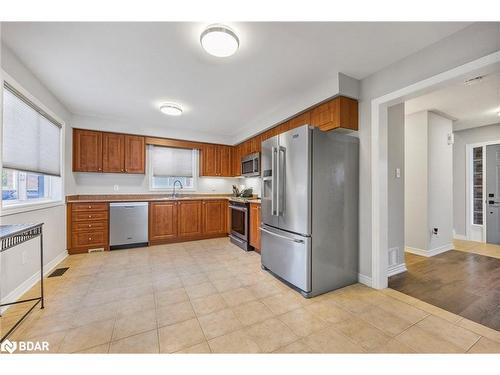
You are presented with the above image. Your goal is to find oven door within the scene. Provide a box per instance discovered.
[229,204,248,241]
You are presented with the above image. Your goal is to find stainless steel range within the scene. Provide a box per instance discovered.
[228,198,252,251]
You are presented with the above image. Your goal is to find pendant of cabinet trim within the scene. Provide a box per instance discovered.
[73,129,145,174]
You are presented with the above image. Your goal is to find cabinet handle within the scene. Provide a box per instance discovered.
[88,205,92,209]
[88,215,92,218]
[88,237,92,240]
[88,224,92,228]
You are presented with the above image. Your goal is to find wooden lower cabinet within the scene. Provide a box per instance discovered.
[178,200,203,239]
[67,202,109,254]
[149,199,228,245]
[249,203,261,252]
[203,200,228,235]
[149,201,178,243]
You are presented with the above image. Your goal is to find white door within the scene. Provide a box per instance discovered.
[486,144,500,244]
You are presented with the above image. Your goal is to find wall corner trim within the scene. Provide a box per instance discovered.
[387,263,407,277]
[358,273,373,287]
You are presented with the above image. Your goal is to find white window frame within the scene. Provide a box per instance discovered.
[148,146,198,192]
[0,72,65,216]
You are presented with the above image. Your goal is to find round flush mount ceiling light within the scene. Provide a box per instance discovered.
[160,103,183,116]
[200,24,239,57]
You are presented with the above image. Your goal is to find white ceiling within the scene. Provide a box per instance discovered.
[2,22,471,143]
[405,71,500,131]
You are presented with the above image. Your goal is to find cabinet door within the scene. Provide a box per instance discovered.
[124,135,145,173]
[249,203,261,252]
[178,200,203,238]
[73,129,102,172]
[218,145,232,177]
[149,202,178,242]
[231,146,241,177]
[203,200,227,235]
[201,144,217,176]
[102,133,125,173]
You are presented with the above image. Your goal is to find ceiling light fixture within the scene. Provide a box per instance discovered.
[160,103,183,116]
[200,24,239,57]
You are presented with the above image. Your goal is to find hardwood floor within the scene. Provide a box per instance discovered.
[389,250,500,332]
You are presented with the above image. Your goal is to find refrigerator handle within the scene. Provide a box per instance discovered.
[278,146,286,216]
[260,227,305,243]
[272,147,278,216]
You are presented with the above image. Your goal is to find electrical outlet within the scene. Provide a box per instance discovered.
[432,228,439,236]
[395,168,401,179]
[113,185,119,192]
[22,251,27,264]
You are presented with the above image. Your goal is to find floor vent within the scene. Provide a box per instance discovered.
[48,267,69,278]
[88,248,104,253]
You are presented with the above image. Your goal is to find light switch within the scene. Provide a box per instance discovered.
[395,168,401,178]
[113,185,119,191]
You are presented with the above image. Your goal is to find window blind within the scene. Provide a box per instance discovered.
[2,83,62,177]
[151,145,194,177]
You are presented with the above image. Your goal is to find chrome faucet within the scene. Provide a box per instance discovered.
[172,179,183,198]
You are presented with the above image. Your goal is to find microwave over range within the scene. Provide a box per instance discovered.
[241,152,260,177]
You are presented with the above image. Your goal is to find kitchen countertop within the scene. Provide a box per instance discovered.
[66,194,260,204]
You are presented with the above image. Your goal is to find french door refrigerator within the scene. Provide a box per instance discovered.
[261,124,359,297]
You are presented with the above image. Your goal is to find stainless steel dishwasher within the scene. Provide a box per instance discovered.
[109,202,149,249]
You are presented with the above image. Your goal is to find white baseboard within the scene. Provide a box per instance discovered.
[358,273,372,287]
[454,234,467,240]
[405,243,453,257]
[387,263,407,277]
[0,250,68,314]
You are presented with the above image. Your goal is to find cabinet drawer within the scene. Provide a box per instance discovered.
[72,211,109,222]
[72,202,108,212]
[72,230,108,247]
[73,221,107,231]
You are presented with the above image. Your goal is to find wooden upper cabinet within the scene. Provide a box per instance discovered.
[102,133,125,173]
[124,135,145,173]
[200,144,217,176]
[200,144,232,177]
[218,145,232,177]
[231,146,241,177]
[73,129,102,172]
[178,200,203,238]
[149,201,178,242]
[203,200,227,235]
[74,129,145,174]
[249,203,261,252]
[310,96,358,131]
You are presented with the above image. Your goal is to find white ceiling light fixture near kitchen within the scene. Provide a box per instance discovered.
[160,103,183,116]
[200,24,239,57]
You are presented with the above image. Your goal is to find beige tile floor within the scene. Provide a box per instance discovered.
[1,237,499,354]
[453,239,500,259]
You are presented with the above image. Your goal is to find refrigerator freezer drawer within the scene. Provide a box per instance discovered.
[260,225,311,293]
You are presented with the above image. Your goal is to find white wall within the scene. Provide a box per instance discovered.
[427,112,454,251]
[405,111,429,250]
[404,111,453,254]
[387,103,405,273]
[453,122,500,237]
[358,22,500,281]
[0,43,72,301]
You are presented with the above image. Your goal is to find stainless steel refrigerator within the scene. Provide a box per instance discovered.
[260,124,359,297]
